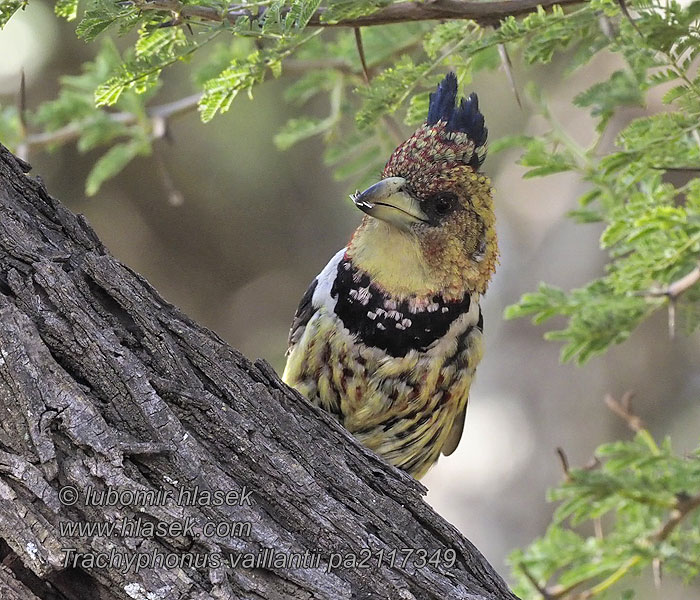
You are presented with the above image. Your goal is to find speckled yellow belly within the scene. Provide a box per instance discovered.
[283,305,483,479]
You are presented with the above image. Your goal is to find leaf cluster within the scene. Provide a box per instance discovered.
[509,430,700,598]
[497,0,700,363]
[0,0,26,28]
[33,38,155,195]
[0,1,695,355]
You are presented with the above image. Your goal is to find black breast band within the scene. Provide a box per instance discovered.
[330,258,479,357]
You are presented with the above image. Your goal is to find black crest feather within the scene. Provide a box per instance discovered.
[427,72,488,149]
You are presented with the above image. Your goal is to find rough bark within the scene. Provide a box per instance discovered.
[0,143,519,600]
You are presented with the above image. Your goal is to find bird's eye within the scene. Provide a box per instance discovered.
[429,193,457,217]
[435,197,452,214]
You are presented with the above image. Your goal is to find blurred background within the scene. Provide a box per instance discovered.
[1,3,699,597]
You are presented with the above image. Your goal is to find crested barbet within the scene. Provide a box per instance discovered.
[283,72,498,479]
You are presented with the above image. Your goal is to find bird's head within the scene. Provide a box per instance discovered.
[347,72,498,300]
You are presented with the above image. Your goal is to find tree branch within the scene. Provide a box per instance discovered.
[19,93,202,156]
[19,0,590,156]
[139,0,587,28]
[0,144,519,598]
[19,57,355,155]
[633,261,700,339]
[654,492,700,543]
[639,262,700,300]
[604,391,645,433]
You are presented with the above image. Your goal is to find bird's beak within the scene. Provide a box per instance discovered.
[351,177,428,231]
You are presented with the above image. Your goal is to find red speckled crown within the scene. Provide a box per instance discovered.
[383,73,488,195]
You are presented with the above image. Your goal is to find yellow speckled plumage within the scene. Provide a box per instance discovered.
[284,290,484,478]
[283,73,498,479]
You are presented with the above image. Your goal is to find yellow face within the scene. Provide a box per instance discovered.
[347,163,498,299]
[416,167,497,295]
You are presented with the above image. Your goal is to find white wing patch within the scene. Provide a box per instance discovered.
[312,247,346,312]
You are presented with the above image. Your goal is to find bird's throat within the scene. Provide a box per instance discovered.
[346,216,492,298]
[347,218,449,298]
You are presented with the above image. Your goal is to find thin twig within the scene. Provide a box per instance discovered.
[652,557,662,589]
[597,13,615,39]
[633,261,700,339]
[18,70,27,137]
[650,165,700,172]
[654,492,700,542]
[556,447,570,479]
[518,562,555,599]
[583,455,602,471]
[23,93,203,150]
[639,262,700,299]
[593,517,604,540]
[22,57,355,151]
[350,26,401,146]
[570,556,642,599]
[617,0,643,37]
[604,391,645,432]
[541,408,700,600]
[153,143,184,206]
[498,43,522,109]
[16,71,29,162]
[557,446,602,480]
[354,27,371,84]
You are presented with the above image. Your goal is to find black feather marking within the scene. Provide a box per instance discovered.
[331,259,473,358]
[427,73,488,149]
[287,278,318,350]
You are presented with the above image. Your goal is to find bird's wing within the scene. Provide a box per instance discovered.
[441,401,467,456]
[286,278,319,354]
[286,248,346,355]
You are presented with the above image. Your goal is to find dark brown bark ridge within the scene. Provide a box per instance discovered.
[0,143,519,600]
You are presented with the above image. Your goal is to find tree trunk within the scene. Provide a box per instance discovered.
[0,143,519,600]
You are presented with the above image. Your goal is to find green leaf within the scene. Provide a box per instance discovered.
[274,116,332,150]
[522,163,572,178]
[574,70,646,131]
[423,21,476,59]
[488,135,534,154]
[332,145,382,181]
[33,38,129,140]
[85,139,149,196]
[76,117,129,152]
[4,0,699,383]
[135,27,187,59]
[404,91,430,127]
[321,0,391,24]
[356,57,429,128]
[510,422,700,597]
[662,84,689,104]
[55,0,79,21]
[94,52,173,107]
[283,70,338,105]
[0,0,26,28]
[76,10,118,41]
[285,0,323,30]
[471,45,500,72]
[199,55,264,122]
[567,208,604,223]
[0,105,22,149]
